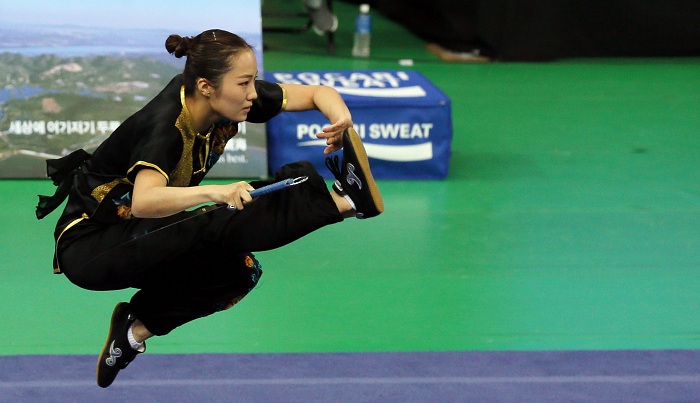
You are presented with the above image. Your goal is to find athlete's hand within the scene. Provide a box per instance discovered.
[220,181,255,210]
[316,118,353,154]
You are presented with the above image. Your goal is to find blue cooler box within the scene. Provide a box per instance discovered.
[264,70,452,180]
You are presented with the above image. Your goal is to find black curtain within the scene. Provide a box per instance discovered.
[375,0,700,61]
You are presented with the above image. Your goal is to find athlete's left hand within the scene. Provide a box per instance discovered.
[316,118,353,154]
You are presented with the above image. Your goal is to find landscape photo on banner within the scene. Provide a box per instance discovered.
[0,0,266,178]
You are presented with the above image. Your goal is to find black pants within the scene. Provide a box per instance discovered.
[58,161,343,335]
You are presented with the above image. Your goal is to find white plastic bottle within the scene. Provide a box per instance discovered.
[352,4,371,58]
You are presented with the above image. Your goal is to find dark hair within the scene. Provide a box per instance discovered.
[165,29,254,95]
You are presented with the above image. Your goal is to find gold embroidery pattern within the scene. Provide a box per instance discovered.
[212,123,238,155]
[280,87,287,111]
[173,110,195,187]
[172,86,213,186]
[281,86,288,110]
[91,178,130,203]
[53,214,88,274]
[127,162,170,184]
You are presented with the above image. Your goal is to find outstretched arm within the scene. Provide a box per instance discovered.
[280,83,353,154]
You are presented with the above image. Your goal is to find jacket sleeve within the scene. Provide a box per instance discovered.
[246,80,286,123]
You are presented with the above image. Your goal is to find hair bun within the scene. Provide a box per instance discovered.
[165,34,192,58]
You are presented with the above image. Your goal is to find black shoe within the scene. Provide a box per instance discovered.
[96,302,145,388]
[325,128,384,219]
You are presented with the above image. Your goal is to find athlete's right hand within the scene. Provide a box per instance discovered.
[219,181,255,210]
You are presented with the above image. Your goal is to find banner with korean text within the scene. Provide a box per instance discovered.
[0,0,266,178]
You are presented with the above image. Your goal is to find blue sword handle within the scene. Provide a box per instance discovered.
[250,178,293,198]
[228,176,308,210]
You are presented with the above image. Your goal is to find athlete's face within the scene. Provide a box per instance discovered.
[209,49,258,122]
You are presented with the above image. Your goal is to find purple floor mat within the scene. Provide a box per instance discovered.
[1,350,700,402]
